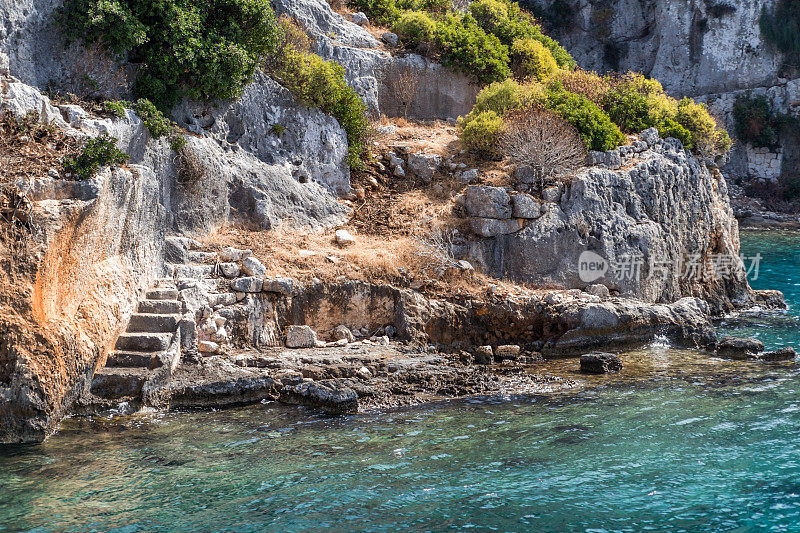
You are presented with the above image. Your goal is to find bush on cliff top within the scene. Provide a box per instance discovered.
[350,0,573,83]
[58,0,281,110]
[459,73,731,159]
[459,79,624,153]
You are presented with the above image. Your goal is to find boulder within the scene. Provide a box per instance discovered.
[286,325,319,348]
[407,152,442,183]
[716,337,764,359]
[760,347,796,362]
[541,186,561,203]
[333,325,355,343]
[241,256,267,278]
[639,128,659,147]
[511,194,541,219]
[219,247,252,262]
[474,346,494,365]
[335,229,356,246]
[230,276,263,293]
[464,185,511,219]
[263,277,301,295]
[459,168,479,185]
[280,379,358,414]
[198,341,221,354]
[350,12,369,25]
[586,284,610,299]
[381,32,399,46]
[470,217,523,238]
[495,345,521,360]
[219,262,241,278]
[580,353,623,374]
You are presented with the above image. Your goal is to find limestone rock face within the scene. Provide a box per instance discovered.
[172,73,352,197]
[464,134,753,312]
[524,0,783,97]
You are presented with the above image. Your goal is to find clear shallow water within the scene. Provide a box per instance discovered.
[718,230,800,349]
[1,231,800,533]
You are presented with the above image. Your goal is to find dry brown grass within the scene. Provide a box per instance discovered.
[201,225,545,301]
[0,112,80,184]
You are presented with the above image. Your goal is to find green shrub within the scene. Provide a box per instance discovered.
[459,110,504,153]
[58,0,280,110]
[732,94,788,148]
[274,51,370,167]
[651,116,692,149]
[469,0,574,67]
[348,0,402,26]
[674,98,732,156]
[546,87,625,151]
[601,82,651,133]
[760,0,800,66]
[104,98,187,151]
[349,0,574,82]
[393,11,438,47]
[435,14,511,83]
[103,100,128,118]
[63,135,129,180]
[511,38,558,81]
[471,79,531,115]
[131,98,172,139]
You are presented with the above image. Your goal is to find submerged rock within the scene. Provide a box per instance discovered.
[760,347,797,362]
[580,353,623,374]
[716,337,764,359]
[281,380,358,414]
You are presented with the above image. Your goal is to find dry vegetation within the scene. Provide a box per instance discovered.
[201,225,547,301]
[197,117,560,301]
[500,107,586,189]
[0,112,80,184]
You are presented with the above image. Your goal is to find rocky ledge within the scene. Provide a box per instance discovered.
[136,344,575,415]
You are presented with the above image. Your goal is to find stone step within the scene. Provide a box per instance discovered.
[188,251,218,264]
[115,332,173,352]
[146,288,180,301]
[127,313,180,333]
[138,299,182,315]
[170,263,216,279]
[105,350,164,370]
[91,367,151,400]
[154,278,177,288]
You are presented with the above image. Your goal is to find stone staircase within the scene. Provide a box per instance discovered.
[90,280,183,401]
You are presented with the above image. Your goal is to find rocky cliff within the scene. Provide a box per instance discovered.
[523,0,785,97]
[524,0,800,200]
[0,0,781,443]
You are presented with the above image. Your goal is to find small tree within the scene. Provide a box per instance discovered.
[499,107,586,190]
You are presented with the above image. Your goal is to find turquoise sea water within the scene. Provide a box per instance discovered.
[1,231,800,532]
[717,231,800,350]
